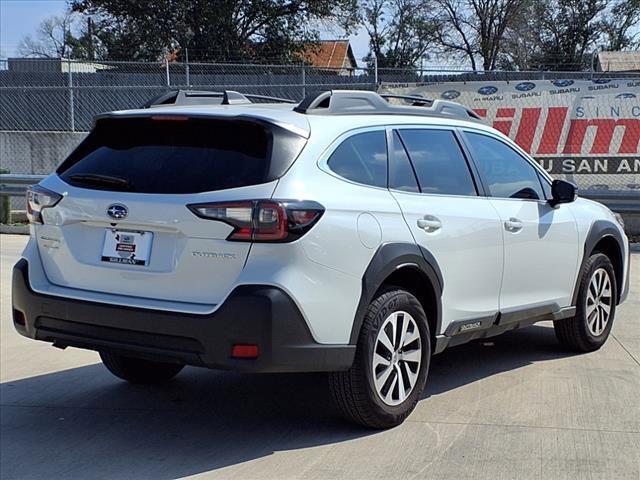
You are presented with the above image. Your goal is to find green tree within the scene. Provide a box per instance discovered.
[536,0,606,70]
[361,0,438,69]
[69,0,358,62]
[499,0,607,70]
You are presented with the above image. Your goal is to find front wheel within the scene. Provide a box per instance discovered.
[100,351,184,384]
[554,253,617,352]
[329,287,431,429]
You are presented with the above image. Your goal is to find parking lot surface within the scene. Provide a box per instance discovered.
[1,234,639,480]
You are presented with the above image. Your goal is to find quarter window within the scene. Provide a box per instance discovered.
[327,131,387,188]
[397,129,477,196]
[389,131,419,193]
[465,132,545,200]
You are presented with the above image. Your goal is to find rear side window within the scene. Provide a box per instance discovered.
[57,117,306,194]
[327,131,387,188]
[465,132,544,200]
[398,129,477,196]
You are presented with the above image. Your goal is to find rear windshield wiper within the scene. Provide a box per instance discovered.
[67,173,133,190]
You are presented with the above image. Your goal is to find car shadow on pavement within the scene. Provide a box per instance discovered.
[1,323,577,479]
[424,323,579,397]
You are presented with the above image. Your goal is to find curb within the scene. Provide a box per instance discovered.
[0,225,29,235]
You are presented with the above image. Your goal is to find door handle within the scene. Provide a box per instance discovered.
[504,217,523,233]
[417,215,442,232]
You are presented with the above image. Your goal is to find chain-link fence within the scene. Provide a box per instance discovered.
[1,57,639,207]
[0,58,376,133]
[5,58,638,134]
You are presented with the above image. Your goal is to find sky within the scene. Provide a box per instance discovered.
[0,0,371,64]
[0,0,69,58]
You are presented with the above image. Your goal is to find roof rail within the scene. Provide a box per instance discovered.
[379,93,432,106]
[142,90,296,108]
[293,90,482,122]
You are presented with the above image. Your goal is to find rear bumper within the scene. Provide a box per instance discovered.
[12,258,355,372]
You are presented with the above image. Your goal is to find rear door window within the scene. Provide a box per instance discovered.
[57,117,305,194]
[397,129,477,196]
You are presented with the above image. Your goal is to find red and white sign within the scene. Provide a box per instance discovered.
[380,79,640,191]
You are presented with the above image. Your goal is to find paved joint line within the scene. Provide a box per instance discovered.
[405,418,640,435]
[611,333,640,367]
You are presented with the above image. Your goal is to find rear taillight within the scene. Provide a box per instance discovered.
[187,199,324,242]
[26,185,62,224]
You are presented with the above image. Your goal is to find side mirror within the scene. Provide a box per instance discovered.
[549,179,577,207]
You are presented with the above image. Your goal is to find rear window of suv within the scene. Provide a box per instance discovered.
[57,117,306,194]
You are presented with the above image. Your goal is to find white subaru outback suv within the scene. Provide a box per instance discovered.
[13,90,630,428]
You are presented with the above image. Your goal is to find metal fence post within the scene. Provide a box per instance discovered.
[67,57,75,132]
[301,60,306,99]
[165,57,170,86]
[374,54,378,90]
[185,48,190,87]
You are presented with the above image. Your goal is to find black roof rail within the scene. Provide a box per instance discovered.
[294,90,482,122]
[142,90,296,108]
[379,93,433,106]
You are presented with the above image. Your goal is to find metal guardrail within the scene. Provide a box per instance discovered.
[581,192,640,214]
[0,174,46,197]
[1,174,638,214]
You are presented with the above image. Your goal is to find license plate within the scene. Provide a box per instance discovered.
[101,229,153,266]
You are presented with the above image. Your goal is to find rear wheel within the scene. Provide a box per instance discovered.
[100,351,184,384]
[554,253,617,352]
[329,287,431,429]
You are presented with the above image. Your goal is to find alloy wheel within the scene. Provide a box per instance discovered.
[586,268,612,336]
[372,311,422,406]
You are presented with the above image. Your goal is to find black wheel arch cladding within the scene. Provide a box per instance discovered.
[572,219,626,306]
[350,242,443,344]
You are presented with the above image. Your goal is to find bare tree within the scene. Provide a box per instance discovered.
[600,0,640,50]
[431,0,527,70]
[18,12,78,58]
[361,0,438,68]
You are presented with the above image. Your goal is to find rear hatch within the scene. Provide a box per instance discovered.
[35,114,307,305]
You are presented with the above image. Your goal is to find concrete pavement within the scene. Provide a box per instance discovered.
[1,234,639,479]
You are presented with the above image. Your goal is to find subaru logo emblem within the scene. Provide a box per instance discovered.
[553,79,574,87]
[107,204,128,220]
[478,86,498,95]
[441,90,460,100]
[515,82,536,92]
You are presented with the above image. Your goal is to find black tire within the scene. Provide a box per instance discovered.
[100,351,184,384]
[329,287,431,429]
[554,253,617,352]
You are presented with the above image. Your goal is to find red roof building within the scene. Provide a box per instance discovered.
[299,40,358,75]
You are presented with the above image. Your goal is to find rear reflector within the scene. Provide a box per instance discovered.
[13,309,26,326]
[232,344,259,359]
